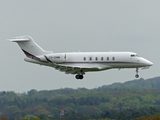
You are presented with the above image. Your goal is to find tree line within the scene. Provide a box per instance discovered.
[0,76,160,119]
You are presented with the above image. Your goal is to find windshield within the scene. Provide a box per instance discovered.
[131,54,138,57]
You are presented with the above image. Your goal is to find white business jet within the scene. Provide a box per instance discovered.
[8,36,153,80]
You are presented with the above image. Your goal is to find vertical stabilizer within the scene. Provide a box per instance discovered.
[8,36,52,56]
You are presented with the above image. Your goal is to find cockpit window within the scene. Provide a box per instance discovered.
[131,55,135,57]
[131,54,138,57]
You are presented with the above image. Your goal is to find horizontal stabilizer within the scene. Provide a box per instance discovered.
[7,38,30,42]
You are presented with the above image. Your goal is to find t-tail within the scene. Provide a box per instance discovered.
[8,36,53,62]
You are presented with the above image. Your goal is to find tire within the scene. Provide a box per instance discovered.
[80,75,84,79]
[135,74,139,78]
[75,75,79,79]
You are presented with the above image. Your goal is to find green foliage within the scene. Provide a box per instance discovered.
[137,114,160,120]
[0,77,160,119]
[0,116,9,120]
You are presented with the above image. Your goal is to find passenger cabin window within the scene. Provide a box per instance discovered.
[95,57,98,61]
[89,57,92,61]
[84,57,86,61]
[113,57,115,60]
[107,57,109,60]
[101,57,103,61]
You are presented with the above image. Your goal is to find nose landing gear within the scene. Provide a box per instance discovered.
[135,68,139,78]
[135,74,139,78]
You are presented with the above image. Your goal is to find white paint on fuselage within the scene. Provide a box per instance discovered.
[9,36,153,78]
[35,52,152,71]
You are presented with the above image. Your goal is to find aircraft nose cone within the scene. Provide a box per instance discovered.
[141,58,153,66]
[145,59,153,66]
[148,61,153,66]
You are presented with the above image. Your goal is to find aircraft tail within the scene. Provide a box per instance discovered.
[8,36,52,58]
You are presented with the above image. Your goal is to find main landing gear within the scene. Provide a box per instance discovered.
[135,68,139,78]
[75,70,84,80]
[75,75,84,79]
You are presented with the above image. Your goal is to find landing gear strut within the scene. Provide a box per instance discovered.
[75,75,84,79]
[135,68,139,78]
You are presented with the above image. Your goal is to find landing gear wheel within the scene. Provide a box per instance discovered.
[135,74,139,78]
[75,75,84,80]
[79,75,84,79]
[75,75,79,79]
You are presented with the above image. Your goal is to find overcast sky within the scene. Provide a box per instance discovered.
[0,0,159,93]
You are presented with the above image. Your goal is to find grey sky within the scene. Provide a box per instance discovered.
[0,0,159,92]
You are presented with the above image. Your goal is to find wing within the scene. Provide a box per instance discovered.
[51,63,111,75]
